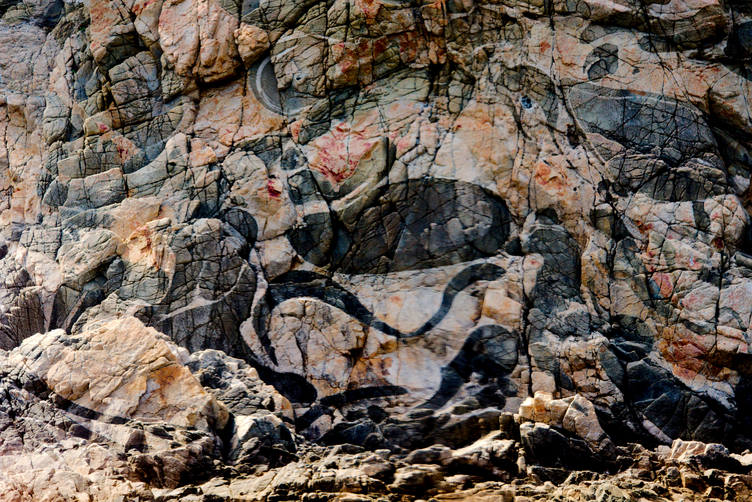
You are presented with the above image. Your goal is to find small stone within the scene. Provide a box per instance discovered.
[666,466,682,486]
[404,444,452,465]
[682,471,707,492]
[705,485,724,499]
[594,484,630,502]
[388,464,444,493]
[500,489,514,502]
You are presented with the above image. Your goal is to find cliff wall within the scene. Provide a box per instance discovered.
[0,0,752,499]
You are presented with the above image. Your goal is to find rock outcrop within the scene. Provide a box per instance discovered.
[0,0,752,498]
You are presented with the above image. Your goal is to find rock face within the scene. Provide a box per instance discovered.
[1,0,752,498]
[13,317,229,431]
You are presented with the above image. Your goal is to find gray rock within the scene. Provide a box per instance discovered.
[404,444,452,465]
[388,464,444,494]
[64,168,126,209]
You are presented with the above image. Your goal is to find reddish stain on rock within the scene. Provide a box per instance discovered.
[267,179,283,198]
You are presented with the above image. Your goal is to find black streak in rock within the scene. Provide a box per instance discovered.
[254,263,506,364]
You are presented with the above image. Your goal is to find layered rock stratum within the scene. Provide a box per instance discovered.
[1,0,752,499]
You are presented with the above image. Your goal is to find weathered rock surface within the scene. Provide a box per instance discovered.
[12,317,229,431]
[1,0,752,498]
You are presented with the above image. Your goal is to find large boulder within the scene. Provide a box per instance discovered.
[10,316,229,432]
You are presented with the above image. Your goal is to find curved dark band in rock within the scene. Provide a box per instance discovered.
[253,263,506,366]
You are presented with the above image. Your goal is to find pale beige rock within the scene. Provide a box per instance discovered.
[58,229,121,289]
[132,0,165,49]
[232,71,286,142]
[234,24,270,67]
[482,285,523,330]
[87,0,137,69]
[11,316,228,431]
[159,0,241,83]
[519,392,615,454]
[194,79,243,157]
[389,464,444,492]
[265,298,369,398]
[452,432,518,473]
[221,151,297,240]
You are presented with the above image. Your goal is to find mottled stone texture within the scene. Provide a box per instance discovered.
[1,0,752,498]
